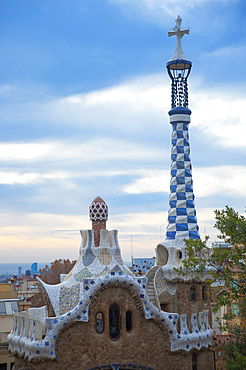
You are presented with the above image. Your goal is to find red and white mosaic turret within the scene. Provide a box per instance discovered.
[89,196,108,247]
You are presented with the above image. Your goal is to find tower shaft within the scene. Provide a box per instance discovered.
[166,108,199,241]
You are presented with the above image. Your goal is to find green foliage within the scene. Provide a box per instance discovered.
[223,327,246,370]
[174,206,246,367]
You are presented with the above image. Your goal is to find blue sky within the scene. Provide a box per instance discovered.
[1,0,246,263]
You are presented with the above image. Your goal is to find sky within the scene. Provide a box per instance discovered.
[1,0,246,264]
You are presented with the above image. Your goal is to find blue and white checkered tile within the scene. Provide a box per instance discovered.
[166,115,200,241]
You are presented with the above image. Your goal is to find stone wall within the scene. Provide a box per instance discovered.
[14,285,214,370]
[159,281,212,332]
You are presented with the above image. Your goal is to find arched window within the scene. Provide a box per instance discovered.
[192,353,197,370]
[95,312,104,334]
[109,304,120,340]
[190,286,196,302]
[126,311,132,332]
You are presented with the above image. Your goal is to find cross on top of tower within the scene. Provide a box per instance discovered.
[168,15,190,63]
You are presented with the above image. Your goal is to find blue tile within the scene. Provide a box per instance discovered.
[176,223,189,231]
[176,208,187,216]
[176,177,185,184]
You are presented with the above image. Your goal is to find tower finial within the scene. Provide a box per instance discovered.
[166,16,192,109]
[168,15,190,63]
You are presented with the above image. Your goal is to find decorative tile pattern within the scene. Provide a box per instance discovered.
[8,274,213,361]
[155,267,177,295]
[38,228,134,316]
[165,110,200,241]
[59,284,80,316]
[89,197,108,222]
[97,247,112,266]
[83,230,96,266]
[74,268,93,281]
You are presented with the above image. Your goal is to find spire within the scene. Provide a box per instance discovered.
[165,17,200,242]
[166,15,192,109]
[167,15,191,66]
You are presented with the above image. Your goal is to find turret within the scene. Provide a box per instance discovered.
[89,196,108,247]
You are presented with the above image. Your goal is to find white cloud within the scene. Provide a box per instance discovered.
[206,45,246,59]
[124,170,170,194]
[0,207,221,263]
[124,165,246,198]
[0,138,165,164]
[191,86,246,147]
[0,171,70,185]
[40,74,169,130]
[1,74,246,150]
[107,0,231,23]
[43,75,246,148]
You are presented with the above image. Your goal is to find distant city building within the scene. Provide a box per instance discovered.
[18,266,22,277]
[31,262,38,274]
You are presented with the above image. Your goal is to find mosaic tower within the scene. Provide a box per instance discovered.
[89,196,108,247]
[165,15,200,242]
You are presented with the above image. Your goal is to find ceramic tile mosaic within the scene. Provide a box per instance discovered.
[38,228,134,317]
[74,268,93,281]
[9,273,213,361]
[165,109,200,241]
[155,267,177,295]
[59,284,80,316]
[97,246,113,266]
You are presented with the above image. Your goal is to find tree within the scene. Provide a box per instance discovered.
[174,206,246,369]
[31,259,76,308]
[38,258,76,285]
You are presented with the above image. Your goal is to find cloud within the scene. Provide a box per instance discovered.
[0,171,70,185]
[124,170,170,194]
[39,74,169,131]
[124,165,246,198]
[190,85,246,147]
[0,206,221,263]
[1,74,246,149]
[0,138,165,166]
[107,0,231,23]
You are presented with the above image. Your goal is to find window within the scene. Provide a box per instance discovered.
[96,312,104,334]
[192,353,197,370]
[202,286,207,301]
[109,305,120,340]
[190,286,196,302]
[0,302,6,315]
[126,311,132,332]
[0,364,7,370]
[232,303,239,316]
